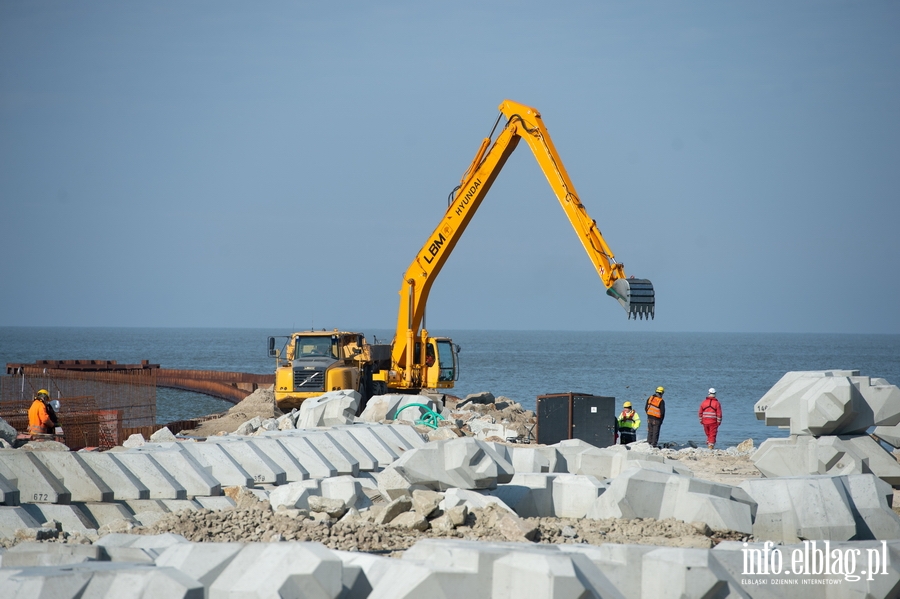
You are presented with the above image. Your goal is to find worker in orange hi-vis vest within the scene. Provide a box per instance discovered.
[699,388,723,449]
[28,389,57,436]
[644,386,666,448]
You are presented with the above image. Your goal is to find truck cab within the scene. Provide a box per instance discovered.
[269,330,389,411]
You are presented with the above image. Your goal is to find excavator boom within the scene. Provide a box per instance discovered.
[392,100,655,379]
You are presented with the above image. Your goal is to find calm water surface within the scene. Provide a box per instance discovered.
[2,327,898,448]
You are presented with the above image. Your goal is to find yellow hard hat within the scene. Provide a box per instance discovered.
[656,386,665,394]
[623,401,632,408]
[36,389,50,400]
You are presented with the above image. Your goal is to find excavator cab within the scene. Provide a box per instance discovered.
[608,277,655,320]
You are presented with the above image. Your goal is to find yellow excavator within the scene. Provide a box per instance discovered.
[270,100,654,410]
[378,99,655,394]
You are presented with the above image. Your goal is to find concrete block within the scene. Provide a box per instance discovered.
[74,502,135,529]
[379,423,428,450]
[439,488,516,514]
[0,450,71,504]
[839,473,900,540]
[97,532,189,562]
[0,505,42,539]
[19,503,96,534]
[321,475,370,510]
[163,499,202,513]
[488,473,559,518]
[178,443,257,487]
[389,437,513,492]
[740,476,858,542]
[558,543,656,599]
[492,550,625,599]
[26,452,113,503]
[194,496,237,511]
[323,430,378,471]
[588,468,752,534]
[241,438,309,481]
[640,546,750,599]
[269,481,311,511]
[202,440,286,486]
[130,447,222,497]
[1,542,106,567]
[359,394,437,423]
[504,445,558,474]
[551,474,608,518]
[754,370,900,436]
[330,426,399,466]
[0,461,19,505]
[0,562,204,599]
[208,542,343,599]
[111,452,188,499]
[264,436,338,479]
[296,389,360,427]
[75,452,150,501]
[332,550,394,598]
[155,541,245,589]
[753,434,900,488]
[552,438,597,473]
[289,431,360,476]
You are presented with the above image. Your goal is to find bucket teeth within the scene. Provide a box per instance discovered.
[625,278,655,320]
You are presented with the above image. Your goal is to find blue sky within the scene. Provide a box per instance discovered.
[1,1,898,334]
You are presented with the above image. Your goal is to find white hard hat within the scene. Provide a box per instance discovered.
[50,399,61,411]
[708,388,716,395]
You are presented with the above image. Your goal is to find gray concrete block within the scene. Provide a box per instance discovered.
[640,546,750,599]
[588,468,752,534]
[551,474,608,518]
[753,434,900,488]
[492,549,625,599]
[359,394,437,424]
[0,462,19,506]
[111,452,188,499]
[1,542,106,567]
[296,389,360,427]
[127,447,221,498]
[439,488,516,514]
[240,438,310,482]
[839,474,900,540]
[288,431,360,476]
[155,541,245,589]
[754,370,900,436]
[388,438,514,492]
[558,543,657,599]
[323,430,379,471]
[76,452,150,501]
[19,503,96,534]
[321,476,370,511]
[269,481,312,511]
[208,542,343,599]
[0,450,71,504]
[740,476,858,542]
[0,506,41,539]
[74,502,135,530]
[265,436,338,479]
[194,496,236,511]
[96,532,189,562]
[200,439,287,485]
[178,443,256,487]
[0,562,204,599]
[330,426,400,466]
[489,473,558,518]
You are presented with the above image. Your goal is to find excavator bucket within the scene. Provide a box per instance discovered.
[608,278,655,320]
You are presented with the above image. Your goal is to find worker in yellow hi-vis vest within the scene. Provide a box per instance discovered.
[617,401,640,445]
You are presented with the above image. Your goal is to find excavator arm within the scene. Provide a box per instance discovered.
[392,100,655,378]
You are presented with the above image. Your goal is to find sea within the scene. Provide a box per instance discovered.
[1,327,898,449]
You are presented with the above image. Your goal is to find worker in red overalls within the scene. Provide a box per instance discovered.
[699,388,723,449]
